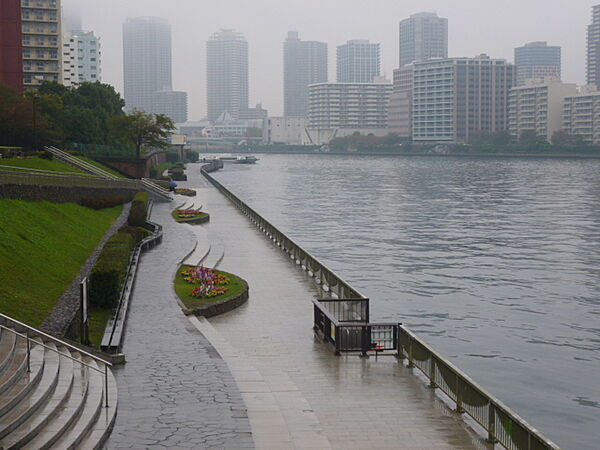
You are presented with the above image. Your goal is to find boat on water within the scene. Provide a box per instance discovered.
[231,155,258,164]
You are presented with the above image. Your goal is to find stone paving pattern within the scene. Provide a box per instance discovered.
[105,199,253,449]
[181,165,492,450]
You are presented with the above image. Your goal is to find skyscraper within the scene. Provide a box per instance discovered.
[0,0,23,91]
[336,40,380,83]
[123,17,172,113]
[514,42,561,86]
[399,12,448,67]
[206,29,248,121]
[21,0,62,89]
[62,30,101,87]
[587,5,600,88]
[284,31,327,117]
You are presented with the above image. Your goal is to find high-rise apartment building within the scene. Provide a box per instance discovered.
[21,0,62,89]
[388,66,414,137]
[307,78,392,144]
[336,40,380,83]
[508,78,576,142]
[412,55,515,143]
[514,42,561,86]
[399,12,447,67]
[152,90,188,124]
[62,30,101,87]
[587,5,600,89]
[123,17,172,113]
[563,86,600,144]
[283,31,327,117]
[0,0,23,91]
[206,29,248,121]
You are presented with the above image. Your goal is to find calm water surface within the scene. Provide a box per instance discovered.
[212,154,600,449]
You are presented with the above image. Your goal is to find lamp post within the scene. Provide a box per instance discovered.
[32,93,39,152]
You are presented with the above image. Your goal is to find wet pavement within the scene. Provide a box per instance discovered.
[105,190,254,449]
[178,164,490,450]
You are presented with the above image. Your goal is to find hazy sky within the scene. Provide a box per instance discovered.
[63,0,599,120]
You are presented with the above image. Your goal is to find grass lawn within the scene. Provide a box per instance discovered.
[0,199,122,327]
[174,265,247,310]
[171,209,209,223]
[0,157,85,174]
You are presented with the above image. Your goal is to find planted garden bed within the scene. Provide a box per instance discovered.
[174,265,248,316]
[175,188,196,196]
[172,208,209,223]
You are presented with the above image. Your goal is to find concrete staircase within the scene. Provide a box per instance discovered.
[0,315,117,449]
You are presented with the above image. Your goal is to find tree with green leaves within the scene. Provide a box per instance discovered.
[109,110,175,158]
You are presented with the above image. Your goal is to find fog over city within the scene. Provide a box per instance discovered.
[64,0,598,119]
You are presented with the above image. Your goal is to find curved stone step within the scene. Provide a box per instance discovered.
[0,330,17,375]
[0,348,75,449]
[22,352,89,450]
[202,239,225,269]
[0,338,44,412]
[0,334,29,397]
[77,365,118,450]
[0,342,60,441]
[183,226,211,266]
[48,357,104,450]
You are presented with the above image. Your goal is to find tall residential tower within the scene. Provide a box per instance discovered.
[514,42,561,86]
[123,17,172,113]
[587,5,600,88]
[0,0,23,91]
[62,30,101,86]
[283,31,327,117]
[399,12,447,67]
[336,40,380,83]
[206,29,248,121]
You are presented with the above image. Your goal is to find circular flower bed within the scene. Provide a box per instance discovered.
[175,188,196,196]
[182,265,229,298]
[174,265,249,316]
[172,208,209,224]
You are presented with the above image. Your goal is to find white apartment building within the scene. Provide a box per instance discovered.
[62,30,101,87]
[563,86,600,144]
[307,78,392,144]
[21,0,62,89]
[388,65,414,137]
[508,78,577,142]
[263,117,308,145]
[412,55,515,143]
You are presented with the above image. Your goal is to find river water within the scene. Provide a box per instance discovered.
[209,154,600,449]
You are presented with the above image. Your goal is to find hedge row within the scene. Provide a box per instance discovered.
[89,191,150,308]
[127,191,149,227]
[80,196,125,210]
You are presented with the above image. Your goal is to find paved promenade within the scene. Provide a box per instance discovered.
[105,197,253,449]
[181,166,490,450]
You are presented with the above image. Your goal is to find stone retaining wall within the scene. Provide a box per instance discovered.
[181,282,249,318]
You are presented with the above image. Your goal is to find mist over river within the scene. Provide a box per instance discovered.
[209,154,600,449]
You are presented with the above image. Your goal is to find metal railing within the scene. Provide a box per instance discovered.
[201,164,365,300]
[45,146,120,179]
[0,313,112,408]
[398,326,560,450]
[201,163,560,450]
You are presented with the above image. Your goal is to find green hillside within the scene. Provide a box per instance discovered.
[0,200,122,327]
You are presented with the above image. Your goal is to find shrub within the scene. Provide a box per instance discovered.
[80,196,125,210]
[170,167,187,181]
[37,150,53,160]
[127,191,149,227]
[118,225,150,244]
[186,151,199,163]
[166,152,179,163]
[89,232,136,308]
[149,166,159,179]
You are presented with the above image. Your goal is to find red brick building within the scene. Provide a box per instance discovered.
[0,0,23,91]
